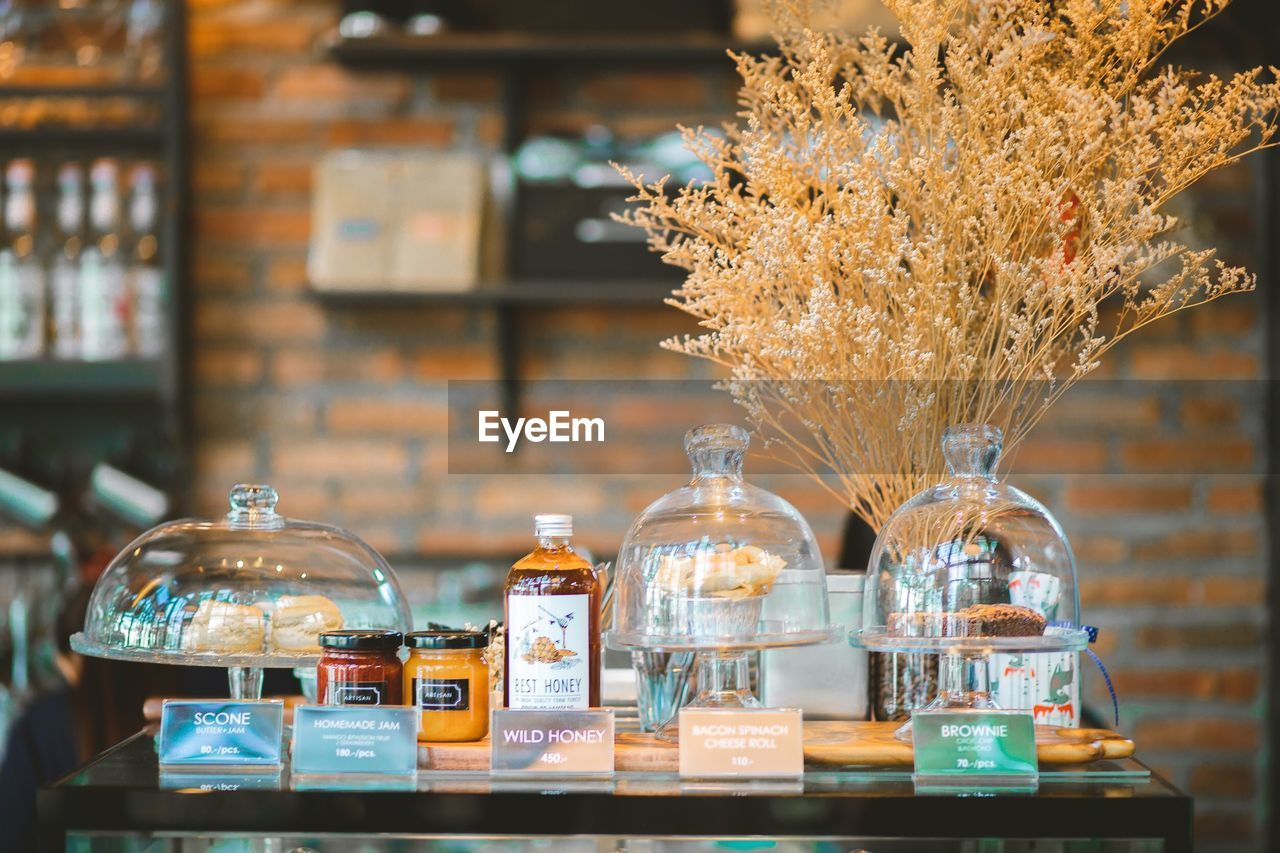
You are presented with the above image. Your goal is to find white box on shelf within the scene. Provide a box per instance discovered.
[308,150,487,293]
[308,151,395,290]
[759,570,868,719]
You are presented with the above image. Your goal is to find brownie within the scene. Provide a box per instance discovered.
[888,604,1046,638]
[955,603,1046,637]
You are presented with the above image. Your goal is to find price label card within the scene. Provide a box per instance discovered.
[678,708,804,778]
[291,705,419,776]
[912,710,1038,790]
[491,709,615,775]
[158,700,284,767]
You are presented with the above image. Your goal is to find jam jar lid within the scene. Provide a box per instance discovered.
[406,630,489,650]
[320,629,404,651]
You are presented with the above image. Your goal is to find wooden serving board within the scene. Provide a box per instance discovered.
[419,721,1134,771]
[802,721,1135,767]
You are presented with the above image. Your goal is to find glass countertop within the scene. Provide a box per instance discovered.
[40,731,1192,851]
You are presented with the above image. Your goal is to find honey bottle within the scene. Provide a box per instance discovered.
[504,514,601,709]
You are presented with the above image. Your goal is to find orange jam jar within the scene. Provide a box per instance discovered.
[404,630,490,742]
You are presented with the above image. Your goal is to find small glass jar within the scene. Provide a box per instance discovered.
[317,630,403,706]
[405,631,489,742]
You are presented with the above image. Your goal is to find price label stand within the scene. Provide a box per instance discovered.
[678,708,804,778]
[158,700,285,769]
[491,709,615,776]
[291,705,419,779]
[911,710,1039,793]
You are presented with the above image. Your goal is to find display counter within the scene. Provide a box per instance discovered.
[39,732,1192,852]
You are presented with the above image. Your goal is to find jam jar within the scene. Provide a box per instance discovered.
[405,630,489,742]
[317,630,403,706]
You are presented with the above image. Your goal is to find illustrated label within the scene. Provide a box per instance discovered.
[989,651,1080,728]
[912,710,1038,788]
[491,709,614,775]
[678,708,804,778]
[414,677,470,711]
[325,680,385,706]
[506,593,590,710]
[158,700,284,766]
[291,705,418,775]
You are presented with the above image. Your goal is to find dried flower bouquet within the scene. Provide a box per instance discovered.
[619,0,1280,529]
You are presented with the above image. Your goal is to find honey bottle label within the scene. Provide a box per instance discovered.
[506,593,591,710]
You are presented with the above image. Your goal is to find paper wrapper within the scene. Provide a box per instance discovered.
[1008,570,1062,621]
[989,650,1080,727]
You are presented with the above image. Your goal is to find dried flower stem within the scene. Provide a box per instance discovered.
[619,0,1280,530]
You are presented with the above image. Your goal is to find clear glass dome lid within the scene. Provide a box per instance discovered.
[607,424,835,652]
[71,483,413,671]
[853,425,1088,653]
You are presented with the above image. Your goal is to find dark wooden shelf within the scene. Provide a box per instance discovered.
[0,126,167,147]
[0,359,165,398]
[328,32,768,69]
[309,279,678,307]
[0,83,167,99]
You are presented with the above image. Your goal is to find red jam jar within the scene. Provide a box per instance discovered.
[317,630,404,706]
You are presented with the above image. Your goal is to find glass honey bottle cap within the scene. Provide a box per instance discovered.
[534,513,573,538]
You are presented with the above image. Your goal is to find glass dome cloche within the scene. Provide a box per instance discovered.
[607,424,836,737]
[853,424,1087,655]
[851,424,1088,738]
[71,483,413,698]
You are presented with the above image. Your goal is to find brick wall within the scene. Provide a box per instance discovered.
[189,2,1268,848]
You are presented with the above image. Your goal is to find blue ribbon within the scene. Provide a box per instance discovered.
[1048,622,1118,727]
[1085,646,1120,728]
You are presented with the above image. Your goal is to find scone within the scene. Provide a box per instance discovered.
[265,594,344,652]
[184,599,265,653]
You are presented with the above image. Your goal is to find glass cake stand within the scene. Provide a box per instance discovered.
[71,483,413,699]
[850,425,1090,740]
[607,425,838,740]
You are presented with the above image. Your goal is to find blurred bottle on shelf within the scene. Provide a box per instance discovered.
[126,162,161,358]
[52,0,127,69]
[339,0,398,39]
[0,156,164,363]
[405,1,451,36]
[49,162,84,359]
[0,0,165,85]
[79,157,128,360]
[0,158,45,360]
[0,0,32,80]
[124,0,164,81]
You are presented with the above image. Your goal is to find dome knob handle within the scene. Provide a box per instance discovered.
[942,424,1003,480]
[227,483,282,527]
[684,423,749,479]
